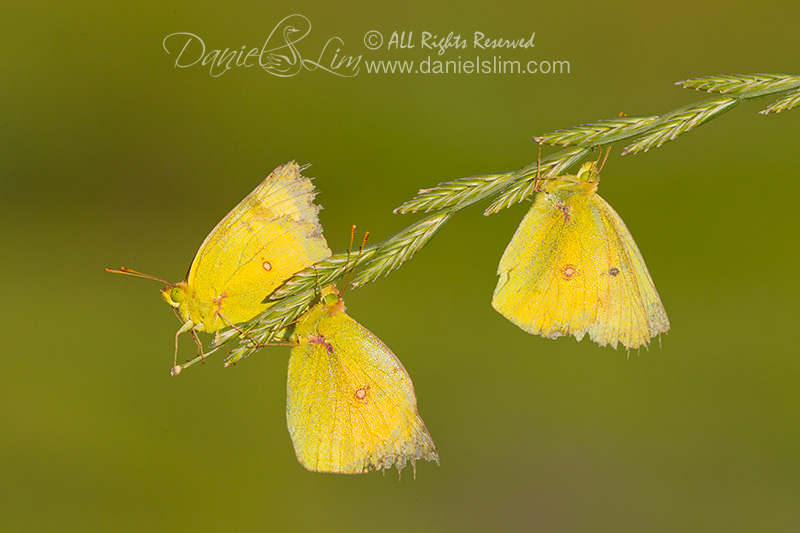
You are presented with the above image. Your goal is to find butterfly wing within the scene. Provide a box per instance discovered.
[493,189,603,341]
[287,309,438,474]
[186,162,331,331]
[590,194,670,348]
[492,186,668,349]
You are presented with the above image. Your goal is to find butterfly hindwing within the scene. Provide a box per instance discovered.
[592,195,670,348]
[287,296,438,474]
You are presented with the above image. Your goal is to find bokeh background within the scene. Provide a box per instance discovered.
[3,1,799,531]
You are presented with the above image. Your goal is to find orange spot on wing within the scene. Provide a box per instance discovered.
[354,386,370,402]
[561,264,577,280]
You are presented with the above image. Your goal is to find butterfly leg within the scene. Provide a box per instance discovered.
[171,347,223,375]
[214,311,272,351]
[169,320,197,376]
[173,320,195,366]
[533,141,543,192]
[190,329,206,361]
[311,265,323,296]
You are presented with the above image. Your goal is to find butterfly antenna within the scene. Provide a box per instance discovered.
[533,141,543,191]
[105,266,171,286]
[342,230,369,297]
[344,224,356,282]
[597,145,612,176]
[592,146,604,167]
[333,224,358,296]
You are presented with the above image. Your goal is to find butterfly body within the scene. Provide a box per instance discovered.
[287,287,438,474]
[492,162,669,349]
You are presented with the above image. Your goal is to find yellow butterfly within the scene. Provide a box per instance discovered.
[109,162,436,474]
[106,161,331,370]
[287,284,439,474]
[492,161,669,350]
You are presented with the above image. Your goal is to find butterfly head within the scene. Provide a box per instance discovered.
[576,161,601,183]
[320,284,346,314]
[540,163,599,196]
[161,282,189,309]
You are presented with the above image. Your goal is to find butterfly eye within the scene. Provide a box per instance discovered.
[323,293,339,306]
[170,287,184,303]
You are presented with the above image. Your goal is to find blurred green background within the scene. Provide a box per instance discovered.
[3,1,799,531]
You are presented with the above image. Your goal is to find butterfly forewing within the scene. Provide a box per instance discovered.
[184,162,331,332]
